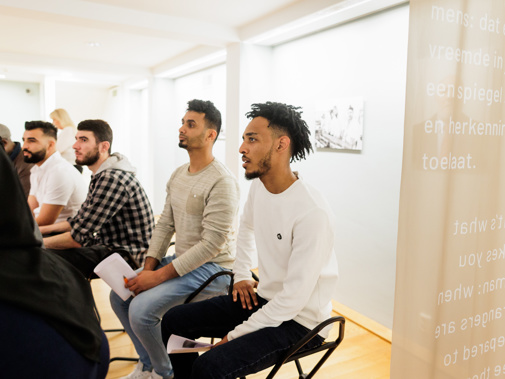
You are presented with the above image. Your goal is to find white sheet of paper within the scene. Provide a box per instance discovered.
[167,335,213,354]
[93,253,137,301]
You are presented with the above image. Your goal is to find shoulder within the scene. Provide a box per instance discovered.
[208,160,238,183]
[49,158,80,180]
[291,179,334,221]
[94,168,133,188]
[294,179,328,204]
[210,161,239,190]
[172,163,189,177]
[166,164,189,187]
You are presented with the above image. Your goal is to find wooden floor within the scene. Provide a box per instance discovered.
[91,279,391,379]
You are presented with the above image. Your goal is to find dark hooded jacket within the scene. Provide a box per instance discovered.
[0,146,102,362]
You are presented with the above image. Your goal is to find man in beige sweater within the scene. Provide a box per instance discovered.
[110,99,239,379]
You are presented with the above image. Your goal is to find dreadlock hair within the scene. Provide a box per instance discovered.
[187,99,222,141]
[245,102,313,162]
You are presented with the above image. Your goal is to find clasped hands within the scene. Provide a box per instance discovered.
[124,269,163,295]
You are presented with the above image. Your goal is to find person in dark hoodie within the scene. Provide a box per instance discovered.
[0,122,33,197]
[40,119,155,277]
[0,140,109,378]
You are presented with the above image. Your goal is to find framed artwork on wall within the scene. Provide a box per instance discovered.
[314,97,364,151]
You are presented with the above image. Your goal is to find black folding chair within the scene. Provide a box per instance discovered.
[240,271,345,379]
[105,253,233,364]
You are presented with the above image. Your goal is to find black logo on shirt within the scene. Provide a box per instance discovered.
[277,233,282,240]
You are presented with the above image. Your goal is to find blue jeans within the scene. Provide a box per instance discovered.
[109,255,231,378]
[161,294,324,379]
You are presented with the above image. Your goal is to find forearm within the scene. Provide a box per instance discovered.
[146,211,175,261]
[157,261,180,282]
[144,256,160,270]
[39,221,71,236]
[43,232,82,249]
[35,204,65,226]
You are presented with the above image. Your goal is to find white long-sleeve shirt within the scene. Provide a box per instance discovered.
[229,177,339,341]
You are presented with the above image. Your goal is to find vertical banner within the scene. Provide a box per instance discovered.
[392,1,505,378]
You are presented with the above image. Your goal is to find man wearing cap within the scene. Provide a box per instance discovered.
[0,123,33,197]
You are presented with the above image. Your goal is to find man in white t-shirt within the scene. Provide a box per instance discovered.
[161,102,339,379]
[23,121,86,226]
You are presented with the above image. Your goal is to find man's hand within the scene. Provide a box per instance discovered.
[126,270,163,295]
[213,335,229,348]
[232,279,258,310]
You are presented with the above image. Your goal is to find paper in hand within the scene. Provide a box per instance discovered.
[93,253,137,300]
[167,335,213,354]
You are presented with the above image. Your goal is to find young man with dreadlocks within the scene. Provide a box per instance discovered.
[161,101,339,379]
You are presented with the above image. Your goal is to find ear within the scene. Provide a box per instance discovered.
[276,135,291,154]
[99,141,111,154]
[207,128,218,143]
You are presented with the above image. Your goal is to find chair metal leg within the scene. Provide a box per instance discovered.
[110,357,139,363]
[295,359,305,378]
[104,328,126,333]
[104,328,139,363]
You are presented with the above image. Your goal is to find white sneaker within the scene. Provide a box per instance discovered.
[151,370,174,379]
[120,362,152,379]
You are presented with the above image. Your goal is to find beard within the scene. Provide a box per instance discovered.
[245,148,273,180]
[76,147,100,166]
[23,148,46,164]
[178,130,206,151]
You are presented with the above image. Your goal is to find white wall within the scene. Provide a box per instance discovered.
[0,80,41,141]
[53,81,109,124]
[270,5,409,328]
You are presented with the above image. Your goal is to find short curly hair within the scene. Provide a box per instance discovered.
[187,99,222,141]
[245,102,312,162]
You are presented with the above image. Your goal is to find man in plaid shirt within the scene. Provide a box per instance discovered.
[40,119,154,276]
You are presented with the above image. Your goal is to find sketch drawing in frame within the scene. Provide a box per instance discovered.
[314,98,364,151]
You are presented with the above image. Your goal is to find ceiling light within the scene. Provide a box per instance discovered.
[87,42,101,48]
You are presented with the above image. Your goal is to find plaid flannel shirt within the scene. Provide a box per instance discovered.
[69,168,154,266]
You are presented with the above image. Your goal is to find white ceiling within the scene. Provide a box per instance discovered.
[0,0,406,86]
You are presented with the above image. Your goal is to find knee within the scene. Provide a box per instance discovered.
[161,305,185,341]
[128,298,155,329]
[160,308,175,343]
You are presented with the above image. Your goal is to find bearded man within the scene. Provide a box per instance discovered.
[23,121,86,225]
[40,119,155,277]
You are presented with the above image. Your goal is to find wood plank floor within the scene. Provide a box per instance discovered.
[91,279,391,379]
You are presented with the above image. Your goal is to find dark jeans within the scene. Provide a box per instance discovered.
[0,301,109,379]
[161,294,324,379]
[47,245,112,278]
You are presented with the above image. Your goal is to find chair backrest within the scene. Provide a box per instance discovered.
[184,271,234,304]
